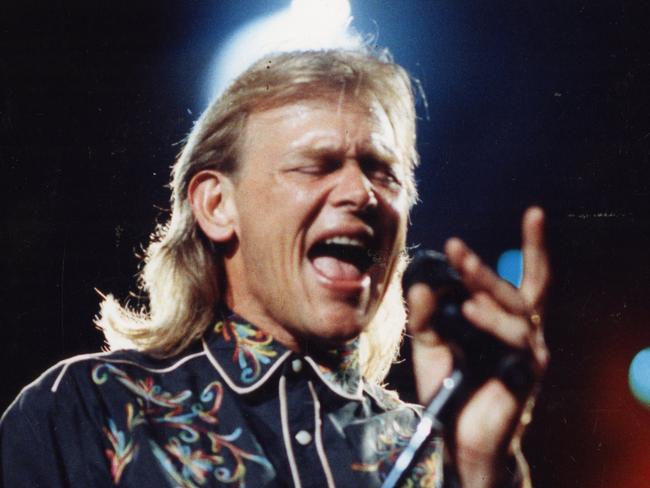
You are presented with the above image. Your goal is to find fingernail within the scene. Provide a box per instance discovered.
[529,206,544,221]
[463,301,475,316]
[465,254,479,272]
[445,238,462,254]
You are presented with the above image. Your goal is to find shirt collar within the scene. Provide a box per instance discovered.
[202,312,363,400]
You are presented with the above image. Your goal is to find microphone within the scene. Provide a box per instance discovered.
[402,250,533,391]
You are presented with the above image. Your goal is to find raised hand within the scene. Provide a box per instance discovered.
[406,207,550,487]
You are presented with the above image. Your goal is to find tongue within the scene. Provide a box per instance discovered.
[312,256,362,281]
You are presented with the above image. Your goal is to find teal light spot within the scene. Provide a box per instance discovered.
[497,249,523,287]
[629,348,650,407]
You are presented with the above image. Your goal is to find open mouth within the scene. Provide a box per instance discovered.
[307,236,376,283]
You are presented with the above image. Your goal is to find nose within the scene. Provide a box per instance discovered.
[330,162,378,211]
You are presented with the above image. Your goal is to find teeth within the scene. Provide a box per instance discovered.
[323,236,366,248]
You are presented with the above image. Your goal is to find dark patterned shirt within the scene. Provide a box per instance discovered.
[0,314,450,487]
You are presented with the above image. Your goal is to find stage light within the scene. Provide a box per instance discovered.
[497,249,523,287]
[629,348,650,407]
[206,0,358,103]
[290,0,351,33]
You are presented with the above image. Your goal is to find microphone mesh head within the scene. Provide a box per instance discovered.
[402,250,461,295]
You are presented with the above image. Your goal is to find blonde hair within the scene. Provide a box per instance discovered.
[97,49,419,384]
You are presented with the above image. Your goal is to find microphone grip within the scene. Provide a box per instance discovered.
[403,250,533,393]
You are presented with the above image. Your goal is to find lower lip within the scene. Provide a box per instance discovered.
[307,258,371,294]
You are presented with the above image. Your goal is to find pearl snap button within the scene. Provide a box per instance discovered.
[295,430,312,446]
[291,358,303,373]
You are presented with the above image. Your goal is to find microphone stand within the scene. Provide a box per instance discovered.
[380,366,465,488]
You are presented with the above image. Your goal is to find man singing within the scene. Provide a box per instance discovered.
[0,48,549,487]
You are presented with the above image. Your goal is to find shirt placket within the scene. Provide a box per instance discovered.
[278,356,337,488]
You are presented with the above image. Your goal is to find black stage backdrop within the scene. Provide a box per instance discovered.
[1,1,649,486]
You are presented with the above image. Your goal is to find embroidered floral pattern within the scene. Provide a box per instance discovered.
[92,363,272,486]
[316,338,361,397]
[214,318,278,384]
[402,452,441,488]
[351,415,441,487]
[350,418,411,475]
[103,405,138,484]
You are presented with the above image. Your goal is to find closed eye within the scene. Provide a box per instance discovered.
[360,158,403,188]
[290,156,342,176]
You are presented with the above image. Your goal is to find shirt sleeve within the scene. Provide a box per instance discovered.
[0,391,63,487]
[0,364,109,488]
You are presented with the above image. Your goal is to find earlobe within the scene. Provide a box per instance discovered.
[188,170,237,243]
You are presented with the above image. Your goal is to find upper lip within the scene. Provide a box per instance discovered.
[308,224,377,254]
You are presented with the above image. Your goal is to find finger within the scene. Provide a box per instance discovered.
[462,292,531,349]
[456,379,520,459]
[520,207,550,307]
[406,284,441,338]
[530,327,550,373]
[464,293,550,373]
[445,238,527,315]
[405,285,453,403]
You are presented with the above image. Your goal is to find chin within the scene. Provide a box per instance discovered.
[309,306,371,343]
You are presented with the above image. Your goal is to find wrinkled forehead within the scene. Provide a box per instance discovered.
[247,91,408,162]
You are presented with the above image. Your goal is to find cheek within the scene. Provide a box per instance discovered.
[381,193,408,235]
[277,180,330,229]
[292,187,314,207]
[248,182,322,264]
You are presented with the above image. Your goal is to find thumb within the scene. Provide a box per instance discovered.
[406,283,441,339]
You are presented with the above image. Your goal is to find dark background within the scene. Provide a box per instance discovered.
[1,1,649,486]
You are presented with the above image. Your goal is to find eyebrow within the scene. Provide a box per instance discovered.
[293,143,344,160]
[289,140,400,167]
[362,141,399,164]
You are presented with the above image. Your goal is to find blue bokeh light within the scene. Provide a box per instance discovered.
[497,249,523,287]
[629,348,650,407]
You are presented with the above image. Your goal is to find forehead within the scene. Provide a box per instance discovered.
[242,97,399,157]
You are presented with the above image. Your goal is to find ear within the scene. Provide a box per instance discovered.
[188,170,238,243]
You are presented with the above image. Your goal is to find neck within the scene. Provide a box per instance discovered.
[222,298,359,358]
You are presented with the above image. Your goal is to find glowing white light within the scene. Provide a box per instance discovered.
[289,0,352,34]
[206,0,358,102]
